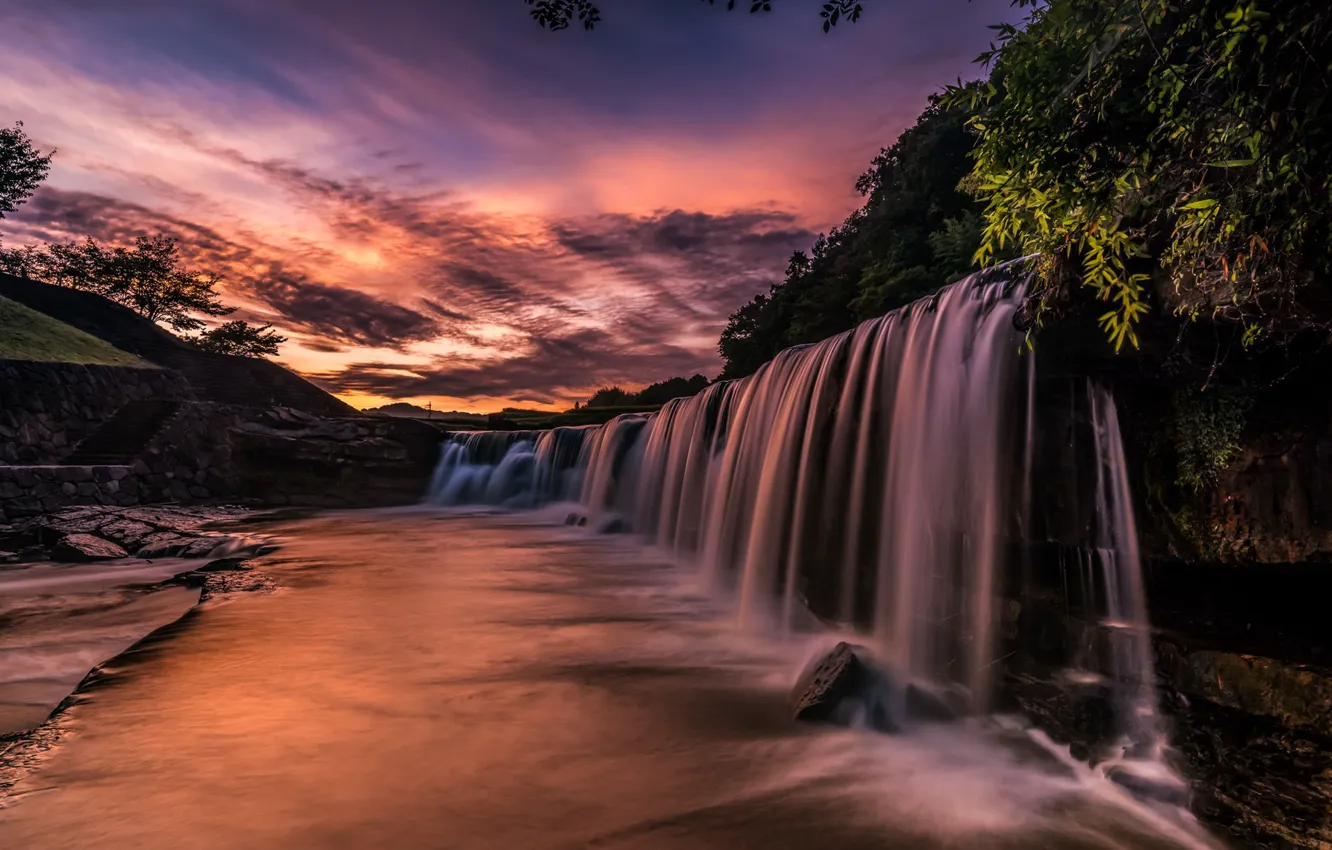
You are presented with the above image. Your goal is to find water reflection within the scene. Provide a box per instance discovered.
[0,511,1216,849]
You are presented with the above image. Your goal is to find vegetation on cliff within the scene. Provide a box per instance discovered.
[717,94,989,378]
[956,0,1331,350]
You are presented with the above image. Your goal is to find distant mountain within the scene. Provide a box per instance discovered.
[363,402,488,422]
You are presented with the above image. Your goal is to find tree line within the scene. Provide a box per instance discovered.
[0,123,285,358]
[577,374,710,408]
[525,0,1331,377]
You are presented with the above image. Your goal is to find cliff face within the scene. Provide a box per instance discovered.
[1016,308,1332,847]
[226,407,443,507]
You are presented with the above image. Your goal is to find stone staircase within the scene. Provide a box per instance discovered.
[61,399,183,466]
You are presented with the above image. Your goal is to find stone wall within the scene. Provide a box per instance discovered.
[0,464,136,520]
[0,403,443,522]
[0,360,193,465]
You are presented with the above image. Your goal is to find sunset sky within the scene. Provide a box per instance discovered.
[2,0,1015,412]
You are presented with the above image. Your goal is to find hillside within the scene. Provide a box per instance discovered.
[0,294,148,367]
[0,272,357,417]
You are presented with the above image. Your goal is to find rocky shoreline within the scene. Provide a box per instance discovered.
[0,505,283,802]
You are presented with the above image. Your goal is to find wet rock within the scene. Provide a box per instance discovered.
[791,641,898,733]
[52,533,128,561]
[135,533,185,558]
[0,550,18,563]
[200,557,250,572]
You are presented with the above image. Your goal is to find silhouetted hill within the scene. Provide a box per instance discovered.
[0,272,357,417]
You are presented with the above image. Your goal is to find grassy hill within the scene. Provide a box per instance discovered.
[0,273,357,416]
[0,294,148,367]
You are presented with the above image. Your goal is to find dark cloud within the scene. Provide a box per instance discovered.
[310,323,706,402]
[8,184,810,401]
[7,188,441,351]
[236,266,441,349]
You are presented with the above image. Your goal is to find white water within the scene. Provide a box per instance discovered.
[423,267,1191,815]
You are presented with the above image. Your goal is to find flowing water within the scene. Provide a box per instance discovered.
[0,267,1219,846]
[0,512,1215,848]
[429,271,1032,701]
[422,268,1206,833]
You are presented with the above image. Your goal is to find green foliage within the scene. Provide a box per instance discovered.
[3,234,235,333]
[953,0,1332,350]
[523,0,864,31]
[1170,384,1253,495]
[0,122,53,219]
[195,320,287,358]
[718,91,989,379]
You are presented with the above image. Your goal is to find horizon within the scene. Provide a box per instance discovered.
[1,0,1017,412]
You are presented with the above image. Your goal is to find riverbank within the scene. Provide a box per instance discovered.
[0,506,282,798]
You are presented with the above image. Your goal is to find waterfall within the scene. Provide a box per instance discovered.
[427,269,1029,696]
[422,264,1194,807]
[1086,384,1179,779]
[426,427,594,508]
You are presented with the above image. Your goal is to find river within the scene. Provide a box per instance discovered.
[0,508,1218,849]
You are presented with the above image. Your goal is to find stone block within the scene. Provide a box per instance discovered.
[109,466,129,481]
[60,481,77,496]
[76,482,98,497]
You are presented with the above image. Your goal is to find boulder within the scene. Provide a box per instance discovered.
[53,533,128,561]
[791,641,898,732]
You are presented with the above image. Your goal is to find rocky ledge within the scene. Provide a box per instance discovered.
[0,504,262,564]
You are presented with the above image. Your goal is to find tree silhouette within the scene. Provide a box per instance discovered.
[523,0,864,32]
[195,320,288,358]
[0,122,53,220]
[11,234,236,333]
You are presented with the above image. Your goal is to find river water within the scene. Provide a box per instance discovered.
[0,509,1217,849]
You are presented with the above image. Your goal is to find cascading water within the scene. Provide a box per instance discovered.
[429,269,1030,697]
[423,265,1174,780]
[427,427,593,508]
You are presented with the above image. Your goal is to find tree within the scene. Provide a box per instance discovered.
[717,90,990,379]
[954,0,1332,350]
[585,386,633,407]
[15,234,235,332]
[0,122,53,220]
[194,320,287,358]
[523,0,865,32]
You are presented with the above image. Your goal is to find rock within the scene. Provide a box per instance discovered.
[200,557,249,572]
[98,519,156,546]
[135,532,184,557]
[791,641,898,733]
[0,550,18,563]
[53,533,128,561]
